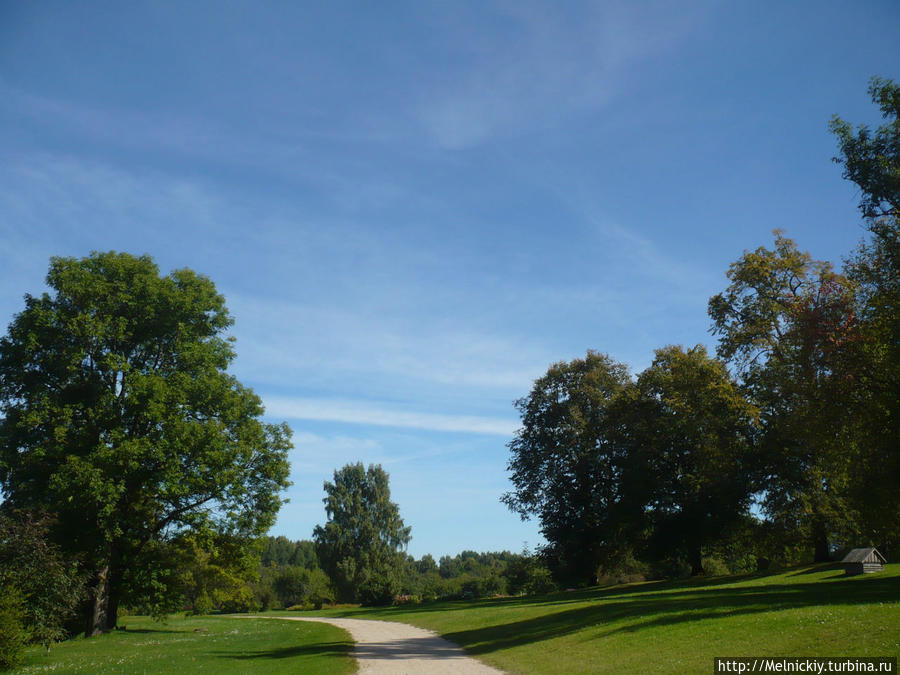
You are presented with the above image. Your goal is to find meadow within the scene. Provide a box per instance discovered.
[307,563,899,673]
[14,614,354,674]
[13,563,898,674]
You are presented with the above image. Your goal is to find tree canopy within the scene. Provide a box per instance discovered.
[623,345,759,575]
[502,351,632,585]
[833,77,900,553]
[313,463,411,605]
[0,252,292,635]
[830,76,900,220]
[708,233,863,561]
[504,348,761,582]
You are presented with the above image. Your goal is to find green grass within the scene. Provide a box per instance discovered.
[13,565,898,674]
[290,563,900,674]
[15,614,354,674]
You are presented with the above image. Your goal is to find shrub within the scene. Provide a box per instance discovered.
[701,557,731,577]
[0,588,27,671]
[214,585,259,613]
[272,566,334,609]
[392,594,421,606]
[597,552,648,586]
[0,510,86,648]
[523,567,557,595]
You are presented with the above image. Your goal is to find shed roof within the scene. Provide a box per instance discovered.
[841,548,886,564]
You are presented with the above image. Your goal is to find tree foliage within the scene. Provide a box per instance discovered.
[0,510,87,647]
[313,463,411,605]
[833,77,900,553]
[0,252,292,635]
[830,76,900,220]
[504,348,761,581]
[621,345,759,575]
[0,587,27,671]
[502,352,632,585]
[260,536,318,569]
[709,233,863,560]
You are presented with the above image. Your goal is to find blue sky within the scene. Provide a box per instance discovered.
[1,1,898,558]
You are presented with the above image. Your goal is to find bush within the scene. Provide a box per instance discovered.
[648,557,692,580]
[214,585,259,613]
[0,588,27,671]
[0,510,86,647]
[597,552,648,586]
[523,567,558,595]
[701,557,731,577]
[392,594,421,606]
[272,567,334,609]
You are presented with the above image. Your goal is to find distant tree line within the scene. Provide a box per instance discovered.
[249,535,555,611]
[503,77,900,586]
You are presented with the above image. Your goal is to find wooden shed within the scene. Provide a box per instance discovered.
[840,548,887,575]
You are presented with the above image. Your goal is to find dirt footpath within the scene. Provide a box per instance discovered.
[277,616,503,674]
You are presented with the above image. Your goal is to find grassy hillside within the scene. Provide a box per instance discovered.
[308,563,900,673]
[15,615,354,674]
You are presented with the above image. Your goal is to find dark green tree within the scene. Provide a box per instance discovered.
[502,352,632,585]
[622,345,759,576]
[832,77,900,554]
[0,252,292,635]
[313,463,411,605]
[272,566,333,609]
[830,76,899,220]
[709,234,863,561]
[260,536,319,569]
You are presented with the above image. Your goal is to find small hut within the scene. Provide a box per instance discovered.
[841,548,887,575]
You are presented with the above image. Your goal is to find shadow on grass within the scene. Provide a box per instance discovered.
[214,641,352,661]
[787,563,843,577]
[424,573,899,656]
[323,570,785,621]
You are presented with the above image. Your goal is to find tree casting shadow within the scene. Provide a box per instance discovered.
[437,574,897,656]
[213,641,352,661]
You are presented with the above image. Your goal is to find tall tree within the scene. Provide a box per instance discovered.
[830,76,899,220]
[313,463,411,605]
[502,352,632,585]
[709,234,862,561]
[622,345,759,576]
[832,77,900,553]
[0,252,292,635]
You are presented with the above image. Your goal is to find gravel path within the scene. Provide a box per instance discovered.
[272,616,503,674]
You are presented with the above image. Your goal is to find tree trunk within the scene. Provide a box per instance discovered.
[105,567,122,631]
[689,546,704,576]
[84,565,109,638]
[812,522,830,563]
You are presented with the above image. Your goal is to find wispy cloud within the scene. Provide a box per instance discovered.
[225,292,553,396]
[413,2,710,148]
[265,396,517,436]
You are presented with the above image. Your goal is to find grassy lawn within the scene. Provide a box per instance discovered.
[15,614,354,674]
[289,563,900,674]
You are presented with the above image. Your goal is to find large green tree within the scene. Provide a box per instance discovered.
[830,76,899,220]
[620,345,759,576]
[0,252,292,635]
[709,234,863,561]
[502,352,632,585]
[313,463,411,605]
[832,76,900,553]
